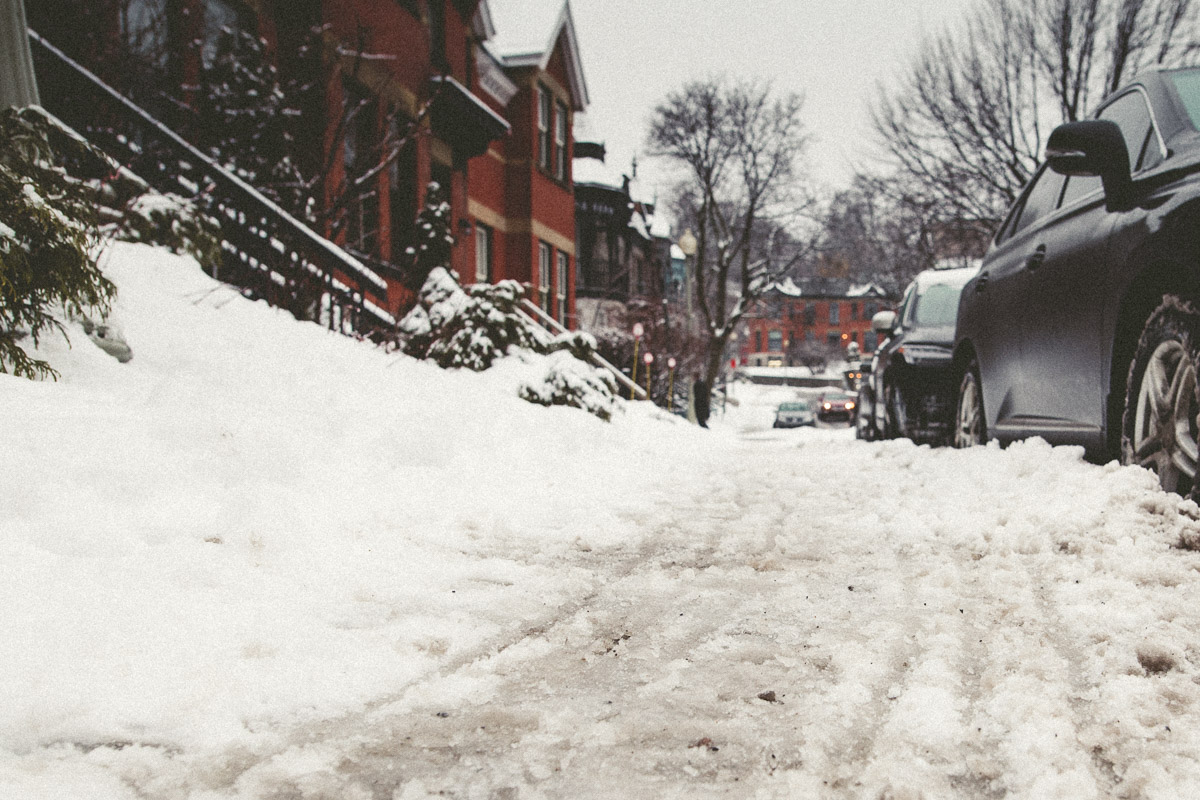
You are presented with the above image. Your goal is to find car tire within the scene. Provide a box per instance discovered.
[1121,296,1200,499]
[954,358,987,448]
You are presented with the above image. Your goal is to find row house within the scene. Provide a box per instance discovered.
[28,0,588,327]
[740,278,891,367]
[572,150,672,333]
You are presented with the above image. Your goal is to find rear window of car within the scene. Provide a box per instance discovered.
[912,283,962,327]
[1170,69,1200,131]
[779,402,809,411]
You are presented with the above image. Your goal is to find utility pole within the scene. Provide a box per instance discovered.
[1,0,39,109]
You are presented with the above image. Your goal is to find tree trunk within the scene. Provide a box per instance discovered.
[1,0,39,109]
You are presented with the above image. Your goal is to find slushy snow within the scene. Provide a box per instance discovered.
[5,242,1200,798]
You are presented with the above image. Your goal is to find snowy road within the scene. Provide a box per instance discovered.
[216,425,1200,800]
[9,246,1200,799]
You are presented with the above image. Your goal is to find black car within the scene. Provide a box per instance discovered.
[951,67,1200,496]
[857,266,976,444]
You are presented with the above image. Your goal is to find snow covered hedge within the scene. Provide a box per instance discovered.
[399,268,620,420]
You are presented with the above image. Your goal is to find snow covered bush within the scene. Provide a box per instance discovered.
[0,106,113,379]
[518,349,620,421]
[406,181,456,287]
[118,191,222,268]
[399,268,619,420]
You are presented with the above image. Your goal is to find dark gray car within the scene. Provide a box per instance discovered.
[952,67,1200,497]
[857,266,976,444]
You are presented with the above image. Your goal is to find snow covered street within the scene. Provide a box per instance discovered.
[8,245,1200,798]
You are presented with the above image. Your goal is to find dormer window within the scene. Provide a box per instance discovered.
[554,100,568,181]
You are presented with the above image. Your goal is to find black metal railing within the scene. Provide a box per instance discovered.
[28,30,397,341]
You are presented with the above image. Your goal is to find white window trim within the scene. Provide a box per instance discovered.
[537,87,551,170]
[538,242,552,312]
[474,223,490,284]
[556,251,568,322]
[554,101,568,181]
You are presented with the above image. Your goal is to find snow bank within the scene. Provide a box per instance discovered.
[6,243,1200,798]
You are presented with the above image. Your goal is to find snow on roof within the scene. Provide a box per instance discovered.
[572,155,623,189]
[649,215,671,239]
[485,0,589,111]
[670,244,685,260]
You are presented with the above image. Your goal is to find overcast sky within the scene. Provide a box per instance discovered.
[568,0,974,213]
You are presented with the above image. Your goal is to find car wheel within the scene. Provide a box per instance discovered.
[954,359,986,448]
[1121,296,1200,499]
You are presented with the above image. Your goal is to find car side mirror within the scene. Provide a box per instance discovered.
[871,310,897,334]
[1045,120,1132,209]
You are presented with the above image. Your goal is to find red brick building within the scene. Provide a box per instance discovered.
[28,0,588,326]
[739,279,891,367]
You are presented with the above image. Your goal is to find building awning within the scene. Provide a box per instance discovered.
[429,75,510,160]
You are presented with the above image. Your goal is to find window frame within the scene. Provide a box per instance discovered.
[556,250,568,322]
[537,86,552,171]
[474,222,492,284]
[538,241,552,313]
[554,100,569,181]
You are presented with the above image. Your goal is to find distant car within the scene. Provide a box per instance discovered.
[773,400,816,428]
[817,391,857,423]
[857,266,977,444]
[951,66,1200,497]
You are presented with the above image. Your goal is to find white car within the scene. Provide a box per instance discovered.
[773,400,816,428]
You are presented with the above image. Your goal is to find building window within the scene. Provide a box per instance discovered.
[538,241,552,314]
[537,87,552,170]
[865,302,878,318]
[121,0,168,63]
[342,82,379,255]
[556,251,568,322]
[428,0,447,71]
[851,302,858,321]
[865,331,878,351]
[806,330,815,343]
[803,303,816,325]
[827,331,840,346]
[474,223,492,283]
[554,100,568,181]
[829,302,840,325]
[755,330,763,352]
[767,330,783,351]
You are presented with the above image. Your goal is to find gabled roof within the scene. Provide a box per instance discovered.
[481,0,590,111]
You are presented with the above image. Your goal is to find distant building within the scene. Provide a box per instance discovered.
[571,148,670,333]
[739,278,891,366]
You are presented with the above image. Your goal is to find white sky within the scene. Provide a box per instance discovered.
[568,0,973,214]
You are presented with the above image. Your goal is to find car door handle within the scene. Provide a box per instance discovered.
[1025,244,1047,271]
[975,271,989,293]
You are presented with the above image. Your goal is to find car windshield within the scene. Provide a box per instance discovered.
[1170,69,1200,131]
[779,402,809,411]
[912,283,962,327]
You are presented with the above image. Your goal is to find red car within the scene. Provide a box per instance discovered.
[817,391,857,423]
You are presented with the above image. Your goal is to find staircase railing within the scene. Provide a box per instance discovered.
[28,30,396,341]
[518,298,648,401]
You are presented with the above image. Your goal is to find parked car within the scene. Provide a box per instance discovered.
[773,400,816,428]
[951,66,1200,497]
[817,391,857,423]
[856,266,977,444]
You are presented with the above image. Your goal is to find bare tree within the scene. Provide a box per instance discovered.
[648,77,812,396]
[872,0,1200,233]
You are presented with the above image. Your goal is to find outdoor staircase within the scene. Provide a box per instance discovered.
[28,30,396,341]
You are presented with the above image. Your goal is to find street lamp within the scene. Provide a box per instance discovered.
[630,322,645,400]
[667,356,677,412]
[643,351,654,399]
[677,229,697,336]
